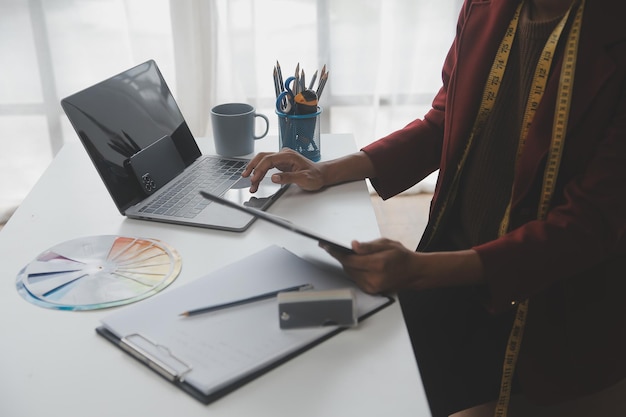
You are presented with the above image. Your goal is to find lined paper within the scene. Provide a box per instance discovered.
[100,245,392,396]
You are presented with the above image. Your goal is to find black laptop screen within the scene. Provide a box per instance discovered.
[61,60,201,213]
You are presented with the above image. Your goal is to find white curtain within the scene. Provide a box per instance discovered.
[0,0,461,224]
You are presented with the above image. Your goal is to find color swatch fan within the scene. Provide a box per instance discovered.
[16,235,182,310]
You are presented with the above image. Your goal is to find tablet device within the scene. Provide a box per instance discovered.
[199,191,355,254]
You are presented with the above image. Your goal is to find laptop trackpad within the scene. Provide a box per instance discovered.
[232,177,252,189]
[223,177,285,208]
[194,178,287,231]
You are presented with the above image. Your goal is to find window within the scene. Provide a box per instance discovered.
[0,0,461,222]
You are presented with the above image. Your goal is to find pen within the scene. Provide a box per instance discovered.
[179,283,313,317]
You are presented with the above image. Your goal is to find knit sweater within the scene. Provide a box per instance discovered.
[446,10,565,250]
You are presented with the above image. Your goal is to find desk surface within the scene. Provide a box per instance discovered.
[0,134,430,417]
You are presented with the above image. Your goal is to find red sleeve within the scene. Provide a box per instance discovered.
[361,107,444,200]
[360,0,473,200]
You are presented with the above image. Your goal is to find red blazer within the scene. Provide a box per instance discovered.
[363,0,626,404]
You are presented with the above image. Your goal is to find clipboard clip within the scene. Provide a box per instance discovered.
[120,333,192,382]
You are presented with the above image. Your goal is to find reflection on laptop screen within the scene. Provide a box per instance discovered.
[61,60,201,213]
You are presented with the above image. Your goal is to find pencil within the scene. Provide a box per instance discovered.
[294,63,300,94]
[179,283,313,317]
[316,70,328,99]
[308,70,318,90]
[276,60,284,92]
[273,67,281,98]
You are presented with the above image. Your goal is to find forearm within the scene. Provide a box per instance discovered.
[319,151,377,187]
[331,240,486,294]
[412,249,485,290]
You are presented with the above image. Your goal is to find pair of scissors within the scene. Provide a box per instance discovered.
[276,76,318,115]
[276,76,296,114]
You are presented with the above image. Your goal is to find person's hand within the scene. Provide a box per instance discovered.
[321,238,420,294]
[242,148,326,193]
[322,239,485,294]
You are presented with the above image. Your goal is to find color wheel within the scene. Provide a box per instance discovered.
[16,235,182,310]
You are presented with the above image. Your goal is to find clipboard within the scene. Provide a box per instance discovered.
[96,245,394,404]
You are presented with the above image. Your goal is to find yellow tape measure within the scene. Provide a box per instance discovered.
[539,1,583,220]
[495,1,585,417]
[425,2,524,246]
[422,0,585,415]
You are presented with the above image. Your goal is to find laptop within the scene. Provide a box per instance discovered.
[61,60,288,232]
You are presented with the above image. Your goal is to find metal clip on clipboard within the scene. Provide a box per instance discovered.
[120,333,192,382]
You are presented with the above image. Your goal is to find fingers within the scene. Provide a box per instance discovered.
[242,152,274,192]
[320,240,380,293]
[241,151,272,178]
[321,238,412,294]
[351,239,389,255]
[243,148,323,193]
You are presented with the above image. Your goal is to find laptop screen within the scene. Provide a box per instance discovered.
[61,60,201,213]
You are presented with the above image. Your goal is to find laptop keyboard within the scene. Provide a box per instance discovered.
[138,156,247,219]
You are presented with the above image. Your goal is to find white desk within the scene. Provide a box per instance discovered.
[0,134,430,417]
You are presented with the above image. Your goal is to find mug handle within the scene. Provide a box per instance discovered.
[254,113,269,139]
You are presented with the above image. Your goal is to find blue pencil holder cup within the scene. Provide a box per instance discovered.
[276,107,322,162]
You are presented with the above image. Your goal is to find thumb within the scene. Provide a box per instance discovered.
[351,240,376,254]
[272,171,307,188]
[271,173,288,184]
[352,239,391,255]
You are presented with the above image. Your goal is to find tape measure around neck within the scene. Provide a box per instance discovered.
[498,0,574,236]
[495,2,585,417]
